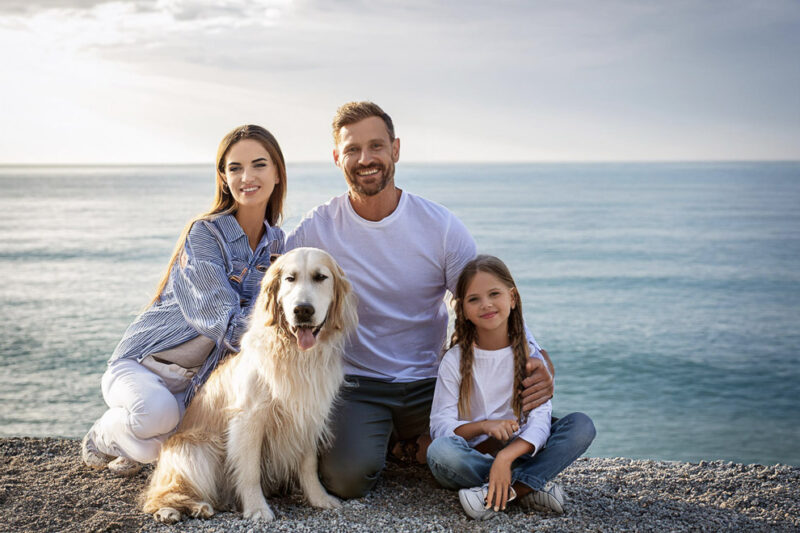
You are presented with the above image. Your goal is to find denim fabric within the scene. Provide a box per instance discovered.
[319,376,436,499]
[427,412,596,491]
[108,214,284,405]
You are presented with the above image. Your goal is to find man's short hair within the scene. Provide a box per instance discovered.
[332,101,395,144]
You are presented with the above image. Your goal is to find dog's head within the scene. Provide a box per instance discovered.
[258,247,358,351]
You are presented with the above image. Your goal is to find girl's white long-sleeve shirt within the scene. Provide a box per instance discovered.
[429,343,552,457]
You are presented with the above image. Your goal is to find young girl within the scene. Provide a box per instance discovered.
[428,255,572,520]
[81,125,286,476]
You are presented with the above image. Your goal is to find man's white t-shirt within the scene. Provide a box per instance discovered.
[285,191,477,381]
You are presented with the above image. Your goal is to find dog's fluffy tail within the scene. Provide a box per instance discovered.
[141,430,226,519]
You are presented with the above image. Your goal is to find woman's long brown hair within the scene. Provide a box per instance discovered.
[450,255,530,422]
[149,125,287,306]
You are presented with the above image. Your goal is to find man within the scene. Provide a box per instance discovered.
[286,102,594,501]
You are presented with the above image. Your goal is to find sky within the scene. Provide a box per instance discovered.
[0,0,798,164]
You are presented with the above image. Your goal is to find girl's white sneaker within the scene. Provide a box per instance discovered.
[458,483,517,520]
[518,481,566,514]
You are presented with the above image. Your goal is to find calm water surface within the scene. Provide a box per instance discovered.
[1,162,798,465]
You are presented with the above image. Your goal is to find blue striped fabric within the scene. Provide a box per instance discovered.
[108,214,284,405]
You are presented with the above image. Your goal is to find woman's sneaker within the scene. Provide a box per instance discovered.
[458,483,516,520]
[80,427,113,469]
[107,456,142,477]
[518,481,566,514]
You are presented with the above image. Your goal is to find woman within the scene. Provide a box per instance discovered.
[81,125,287,476]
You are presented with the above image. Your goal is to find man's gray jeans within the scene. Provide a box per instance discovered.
[319,375,436,499]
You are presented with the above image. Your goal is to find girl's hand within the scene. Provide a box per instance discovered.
[482,419,519,442]
[486,455,514,511]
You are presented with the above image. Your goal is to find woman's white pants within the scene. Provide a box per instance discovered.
[91,358,186,464]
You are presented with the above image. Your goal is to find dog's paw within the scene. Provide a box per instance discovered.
[154,507,181,524]
[242,503,275,522]
[308,492,342,510]
[190,501,215,519]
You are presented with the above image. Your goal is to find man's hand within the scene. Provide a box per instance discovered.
[521,352,554,413]
[481,419,519,442]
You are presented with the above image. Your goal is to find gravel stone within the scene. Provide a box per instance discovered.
[1,438,797,532]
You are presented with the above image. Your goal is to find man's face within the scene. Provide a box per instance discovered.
[334,116,400,197]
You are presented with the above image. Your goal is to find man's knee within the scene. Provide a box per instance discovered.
[319,453,383,499]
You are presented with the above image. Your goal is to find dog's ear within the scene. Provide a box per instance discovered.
[261,262,283,327]
[328,260,358,332]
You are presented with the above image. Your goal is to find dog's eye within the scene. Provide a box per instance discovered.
[313,273,328,282]
[284,275,295,282]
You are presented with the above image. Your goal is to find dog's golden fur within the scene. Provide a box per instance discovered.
[141,247,358,523]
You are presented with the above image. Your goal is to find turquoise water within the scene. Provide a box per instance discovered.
[1,162,798,466]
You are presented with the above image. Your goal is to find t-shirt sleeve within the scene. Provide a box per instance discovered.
[527,330,543,359]
[517,399,552,457]
[443,213,477,294]
[429,348,465,440]
[285,222,304,252]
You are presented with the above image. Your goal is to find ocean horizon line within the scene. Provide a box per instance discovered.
[1,159,800,168]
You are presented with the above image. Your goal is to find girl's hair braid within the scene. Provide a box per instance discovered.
[451,290,478,419]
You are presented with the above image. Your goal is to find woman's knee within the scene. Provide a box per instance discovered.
[127,390,181,439]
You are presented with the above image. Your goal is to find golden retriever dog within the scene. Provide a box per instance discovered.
[141,247,358,523]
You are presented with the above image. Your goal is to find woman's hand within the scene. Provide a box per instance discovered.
[482,419,519,442]
[486,455,514,511]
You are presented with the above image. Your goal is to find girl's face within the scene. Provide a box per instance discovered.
[223,138,279,213]
[462,270,516,337]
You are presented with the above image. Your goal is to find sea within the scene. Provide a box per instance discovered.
[1,162,798,466]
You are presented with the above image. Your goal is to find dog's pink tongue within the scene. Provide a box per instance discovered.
[296,327,316,351]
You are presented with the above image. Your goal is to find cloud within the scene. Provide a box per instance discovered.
[0,0,798,163]
[0,0,108,14]
[0,0,291,43]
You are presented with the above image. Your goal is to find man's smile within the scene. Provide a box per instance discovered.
[356,166,381,177]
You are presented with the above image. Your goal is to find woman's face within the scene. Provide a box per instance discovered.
[223,138,279,213]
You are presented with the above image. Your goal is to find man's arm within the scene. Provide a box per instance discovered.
[521,349,554,413]
[540,348,554,377]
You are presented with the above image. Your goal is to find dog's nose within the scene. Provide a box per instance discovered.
[293,304,315,323]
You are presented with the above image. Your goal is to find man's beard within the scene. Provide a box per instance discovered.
[345,162,394,197]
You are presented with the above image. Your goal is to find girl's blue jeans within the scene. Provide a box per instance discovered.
[426,412,596,491]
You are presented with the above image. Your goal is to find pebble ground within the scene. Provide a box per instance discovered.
[1,437,797,532]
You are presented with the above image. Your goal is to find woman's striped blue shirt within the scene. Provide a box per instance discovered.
[108,214,284,404]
